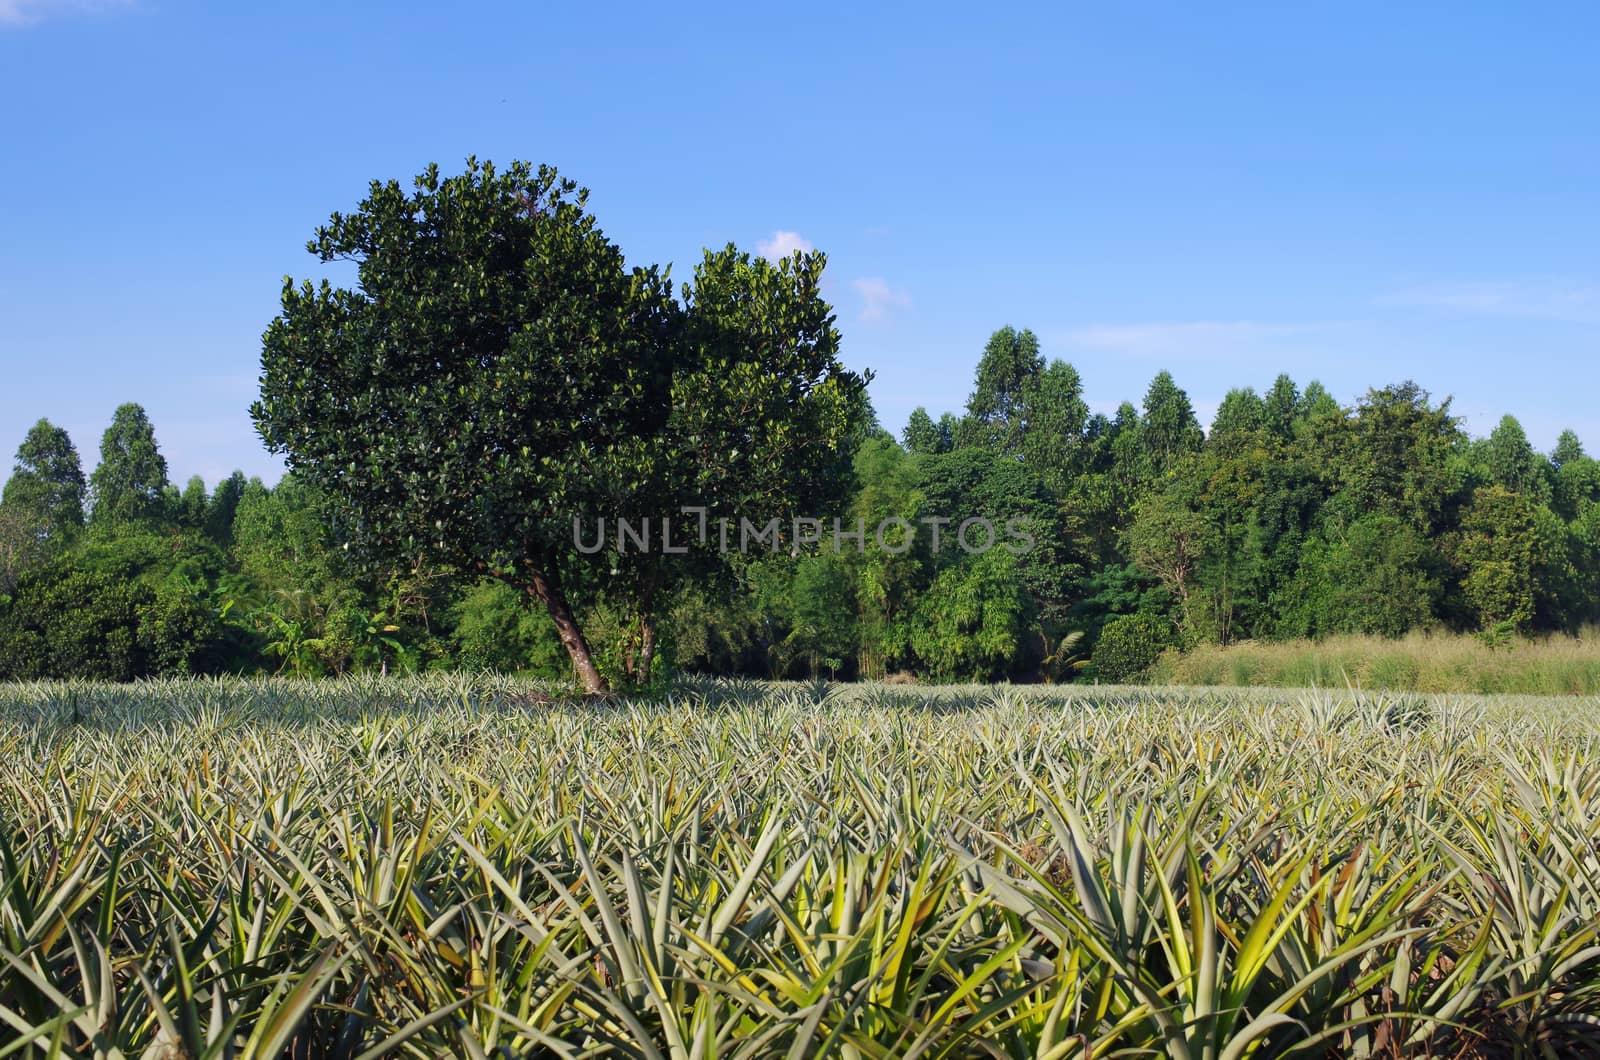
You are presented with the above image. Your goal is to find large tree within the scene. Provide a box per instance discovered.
[1,418,86,565]
[1208,387,1267,458]
[89,404,169,528]
[902,407,951,455]
[1551,429,1586,470]
[1138,370,1204,479]
[959,325,1043,452]
[254,159,865,692]
[1019,359,1090,493]
[1482,414,1551,501]
[1333,382,1462,535]
[602,243,869,685]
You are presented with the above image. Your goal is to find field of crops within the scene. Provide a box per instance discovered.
[2,678,1599,1057]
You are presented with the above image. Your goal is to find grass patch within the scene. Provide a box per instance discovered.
[1148,627,1600,694]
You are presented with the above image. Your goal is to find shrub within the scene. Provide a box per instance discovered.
[1092,613,1170,682]
[449,579,567,675]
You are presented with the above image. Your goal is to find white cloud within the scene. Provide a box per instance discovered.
[756,230,813,261]
[851,276,912,324]
[0,0,129,25]
[1058,320,1308,356]
[1383,280,1600,323]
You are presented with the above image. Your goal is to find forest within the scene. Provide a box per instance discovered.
[3,329,1596,687]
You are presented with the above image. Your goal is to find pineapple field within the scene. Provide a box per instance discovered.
[2,676,1599,1057]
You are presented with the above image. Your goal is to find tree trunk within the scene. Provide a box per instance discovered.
[525,567,608,695]
[628,574,659,687]
[637,614,657,685]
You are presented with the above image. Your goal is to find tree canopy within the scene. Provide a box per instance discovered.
[89,404,168,528]
[253,159,867,691]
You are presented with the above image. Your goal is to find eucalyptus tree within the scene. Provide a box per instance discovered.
[1551,429,1585,469]
[1482,414,1552,501]
[902,407,950,455]
[958,325,1043,452]
[1,418,86,565]
[88,403,169,528]
[1138,370,1204,479]
[1019,358,1090,493]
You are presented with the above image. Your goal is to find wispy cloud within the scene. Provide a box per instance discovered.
[851,277,911,324]
[0,0,130,26]
[1058,320,1309,357]
[1384,280,1600,323]
[756,230,813,261]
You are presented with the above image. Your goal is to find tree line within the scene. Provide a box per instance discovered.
[3,160,1597,686]
[4,343,1594,686]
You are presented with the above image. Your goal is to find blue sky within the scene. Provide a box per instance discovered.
[2,1,1596,487]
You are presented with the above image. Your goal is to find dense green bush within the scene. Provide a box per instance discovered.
[1091,613,1170,682]
[449,580,567,675]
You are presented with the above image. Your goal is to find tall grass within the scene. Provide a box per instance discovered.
[1148,628,1600,695]
[1,675,1599,1055]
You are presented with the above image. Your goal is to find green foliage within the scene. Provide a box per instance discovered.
[449,580,566,675]
[231,474,346,601]
[901,406,950,455]
[2,418,86,547]
[783,554,859,677]
[1091,612,1170,681]
[2,421,87,594]
[1553,452,1600,521]
[1123,460,1209,631]
[139,577,227,675]
[1482,413,1552,501]
[1451,485,1543,632]
[203,470,248,546]
[915,446,1079,627]
[0,507,29,598]
[1207,386,1266,457]
[1061,402,1143,566]
[1278,515,1443,639]
[1138,370,1204,478]
[175,474,209,531]
[846,435,930,677]
[673,245,868,523]
[0,530,233,680]
[88,403,169,528]
[1551,429,1586,469]
[1262,373,1300,442]
[254,159,868,693]
[958,325,1043,452]
[1334,382,1463,533]
[253,159,678,692]
[661,582,763,675]
[9,305,1600,683]
[909,549,1034,680]
[1069,561,1169,631]
[1039,628,1088,682]
[1018,358,1090,492]
[608,241,871,683]
[0,563,147,680]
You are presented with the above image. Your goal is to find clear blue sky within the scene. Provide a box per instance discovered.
[3,1,1596,487]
